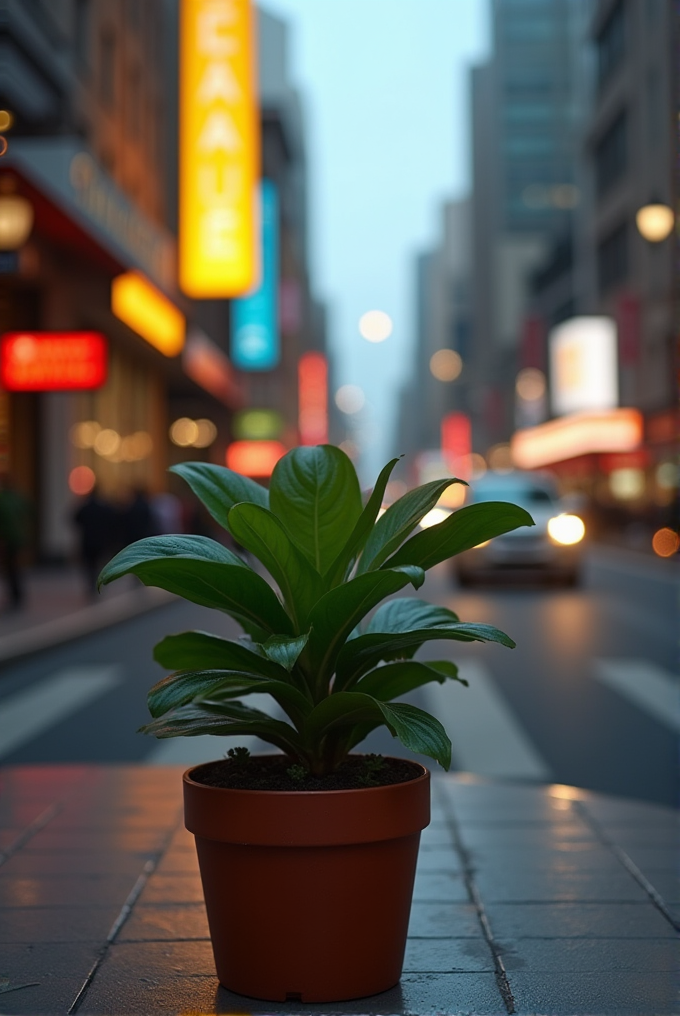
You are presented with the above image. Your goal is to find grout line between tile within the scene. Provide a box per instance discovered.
[0,803,62,867]
[432,782,516,1015]
[574,800,680,935]
[67,807,184,1015]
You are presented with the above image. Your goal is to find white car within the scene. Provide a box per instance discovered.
[454,472,585,586]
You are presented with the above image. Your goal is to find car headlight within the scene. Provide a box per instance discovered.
[547,514,585,546]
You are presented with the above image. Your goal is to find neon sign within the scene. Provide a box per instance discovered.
[231,180,279,370]
[0,332,107,391]
[179,0,259,297]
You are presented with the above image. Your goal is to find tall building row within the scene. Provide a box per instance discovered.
[0,0,328,561]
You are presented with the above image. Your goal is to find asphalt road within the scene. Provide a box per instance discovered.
[1,546,677,807]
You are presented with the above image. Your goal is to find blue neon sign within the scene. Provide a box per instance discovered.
[231,180,279,371]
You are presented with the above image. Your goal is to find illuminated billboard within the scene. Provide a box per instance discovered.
[441,412,471,479]
[179,0,259,298]
[511,408,643,469]
[231,180,279,370]
[112,271,185,356]
[226,439,286,476]
[0,332,107,391]
[298,352,328,445]
[549,316,618,416]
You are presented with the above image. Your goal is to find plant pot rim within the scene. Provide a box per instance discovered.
[183,756,431,847]
[183,755,429,798]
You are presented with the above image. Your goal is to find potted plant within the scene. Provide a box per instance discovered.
[99,445,533,1003]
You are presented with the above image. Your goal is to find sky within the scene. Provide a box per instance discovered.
[260,0,490,481]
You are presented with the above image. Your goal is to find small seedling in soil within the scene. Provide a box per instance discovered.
[357,754,387,786]
[287,764,308,783]
[226,746,251,765]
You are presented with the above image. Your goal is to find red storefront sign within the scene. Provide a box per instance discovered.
[0,332,107,391]
[442,412,471,478]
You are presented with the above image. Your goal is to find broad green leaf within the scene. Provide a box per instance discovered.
[228,503,324,628]
[304,565,425,691]
[377,701,451,770]
[365,598,460,634]
[170,461,268,533]
[140,701,304,756]
[154,631,290,676]
[262,632,310,672]
[323,457,400,586]
[98,535,247,588]
[302,692,451,769]
[335,621,516,690]
[148,669,278,717]
[102,556,292,636]
[356,659,465,700]
[269,446,362,573]
[357,478,467,574]
[200,677,312,726]
[383,501,535,571]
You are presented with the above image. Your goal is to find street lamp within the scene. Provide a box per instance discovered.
[635,203,674,243]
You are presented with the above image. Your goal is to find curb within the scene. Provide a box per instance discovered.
[0,588,176,667]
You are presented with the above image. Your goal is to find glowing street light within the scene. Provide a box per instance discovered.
[359,311,392,343]
[335,384,365,414]
[635,203,674,243]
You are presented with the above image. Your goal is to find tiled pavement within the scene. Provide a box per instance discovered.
[0,766,677,1016]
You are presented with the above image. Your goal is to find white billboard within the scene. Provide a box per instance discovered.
[549,316,618,416]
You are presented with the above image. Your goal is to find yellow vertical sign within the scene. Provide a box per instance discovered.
[179,0,259,297]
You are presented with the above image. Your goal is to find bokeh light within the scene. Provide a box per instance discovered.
[193,419,217,448]
[335,385,365,414]
[70,420,101,448]
[68,465,95,495]
[359,310,392,343]
[0,111,14,132]
[170,417,199,447]
[429,349,462,382]
[635,204,674,243]
[93,428,120,457]
[652,528,679,558]
[516,368,546,401]
[487,443,513,472]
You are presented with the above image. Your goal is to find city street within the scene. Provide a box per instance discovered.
[0,545,676,808]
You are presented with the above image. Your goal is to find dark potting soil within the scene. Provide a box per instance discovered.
[191,754,424,792]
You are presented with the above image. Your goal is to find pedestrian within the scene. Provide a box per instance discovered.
[72,486,116,597]
[120,487,157,546]
[0,474,31,610]
[151,491,183,534]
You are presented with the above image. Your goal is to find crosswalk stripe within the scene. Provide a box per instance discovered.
[0,667,122,760]
[145,693,281,765]
[422,660,552,781]
[592,658,680,734]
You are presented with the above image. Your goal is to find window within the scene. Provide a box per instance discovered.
[595,111,627,196]
[597,1,625,88]
[598,223,628,293]
[100,31,116,107]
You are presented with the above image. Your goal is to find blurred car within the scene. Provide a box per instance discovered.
[453,471,585,586]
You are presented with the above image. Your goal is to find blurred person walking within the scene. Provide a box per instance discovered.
[121,488,157,545]
[73,487,116,597]
[0,475,31,610]
[151,491,183,535]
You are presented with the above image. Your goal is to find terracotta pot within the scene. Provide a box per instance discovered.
[183,759,430,1003]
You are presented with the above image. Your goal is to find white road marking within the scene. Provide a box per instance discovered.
[0,666,122,760]
[422,659,552,780]
[145,693,282,764]
[592,659,680,733]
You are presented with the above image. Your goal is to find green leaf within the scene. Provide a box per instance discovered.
[356,659,465,700]
[269,446,362,573]
[261,632,310,672]
[199,676,312,726]
[302,692,451,769]
[98,535,247,589]
[365,598,460,634]
[153,631,291,676]
[105,556,292,636]
[140,701,304,757]
[304,565,425,691]
[376,700,451,770]
[323,457,400,586]
[170,461,268,533]
[148,669,268,718]
[357,477,467,574]
[383,501,535,571]
[228,503,324,629]
[335,621,515,690]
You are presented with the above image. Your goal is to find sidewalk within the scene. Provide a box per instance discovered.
[0,765,677,1016]
[0,567,174,665]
